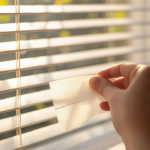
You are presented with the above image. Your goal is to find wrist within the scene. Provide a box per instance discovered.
[122,132,150,150]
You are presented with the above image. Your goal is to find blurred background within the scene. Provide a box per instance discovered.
[0,0,149,149]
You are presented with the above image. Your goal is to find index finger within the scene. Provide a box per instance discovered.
[97,62,140,79]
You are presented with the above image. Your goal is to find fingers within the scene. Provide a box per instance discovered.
[100,101,110,111]
[96,62,140,79]
[89,75,120,101]
[112,77,130,89]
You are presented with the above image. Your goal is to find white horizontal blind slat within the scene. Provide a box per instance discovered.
[1,32,149,54]
[0,5,130,15]
[0,107,56,134]
[0,60,130,93]
[0,19,130,33]
[0,90,52,111]
[0,46,138,73]
[0,33,132,53]
[0,19,145,34]
[0,90,52,113]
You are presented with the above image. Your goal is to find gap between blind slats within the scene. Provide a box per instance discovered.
[0,46,138,73]
[0,89,52,114]
[0,33,134,53]
[0,19,146,34]
[0,5,131,15]
[0,107,56,134]
[0,60,131,93]
[0,112,112,150]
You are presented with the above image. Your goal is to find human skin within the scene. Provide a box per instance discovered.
[89,63,150,150]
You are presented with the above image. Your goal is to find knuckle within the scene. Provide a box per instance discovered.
[142,65,150,74]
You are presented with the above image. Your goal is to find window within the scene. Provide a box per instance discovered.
[0,0,149,149]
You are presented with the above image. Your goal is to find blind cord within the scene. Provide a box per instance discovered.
[15,0,22,149]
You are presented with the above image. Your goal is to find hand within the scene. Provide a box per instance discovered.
[89,63,150,150]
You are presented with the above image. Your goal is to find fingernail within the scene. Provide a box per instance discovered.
[89,77,100,89]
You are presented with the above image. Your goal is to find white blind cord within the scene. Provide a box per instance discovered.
[15,0,22,149]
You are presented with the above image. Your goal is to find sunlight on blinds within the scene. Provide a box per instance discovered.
[0,0,149,149]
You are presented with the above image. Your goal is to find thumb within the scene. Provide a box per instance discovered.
[89,75,120,101]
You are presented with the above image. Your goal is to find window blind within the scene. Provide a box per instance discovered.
[0,0,149,149]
